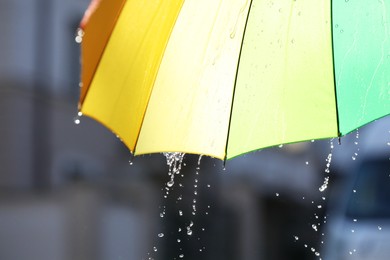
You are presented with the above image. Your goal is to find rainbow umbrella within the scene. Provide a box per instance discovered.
[78,0,390,161]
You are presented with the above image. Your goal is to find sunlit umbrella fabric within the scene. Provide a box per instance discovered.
[79,0,390,160]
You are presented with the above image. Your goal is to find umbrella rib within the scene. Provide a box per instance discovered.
[330,0,341,137]
[224,0,255,163]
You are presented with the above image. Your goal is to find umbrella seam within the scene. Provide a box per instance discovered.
[330,0,341,137]
[224,0,254,163]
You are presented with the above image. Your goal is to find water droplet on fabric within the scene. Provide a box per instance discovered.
[158,233,164,238]
[153,247,157,252]
[179,254,184,258]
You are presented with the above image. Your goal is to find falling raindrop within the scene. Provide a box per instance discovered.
[352,129,360,161]
[319,177,329,192]
[312,224,318,232]
[73,111,83,125]
[164,152,185,190]
[75,28,84,43]
[167,180,174,188]
[319,142,333,192]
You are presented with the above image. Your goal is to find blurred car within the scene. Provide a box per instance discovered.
[323,157,390,260]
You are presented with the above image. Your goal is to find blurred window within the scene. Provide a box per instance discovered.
[346,158,390,219]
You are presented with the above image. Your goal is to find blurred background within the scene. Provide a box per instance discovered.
[0,0,389,259]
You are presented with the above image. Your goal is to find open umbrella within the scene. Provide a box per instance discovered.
[78,0,390,161]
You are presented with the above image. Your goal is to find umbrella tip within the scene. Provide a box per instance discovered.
[129,152,135,166]
[222,158,227,171]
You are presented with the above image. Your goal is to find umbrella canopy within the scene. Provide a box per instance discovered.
[78,0,390,161]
